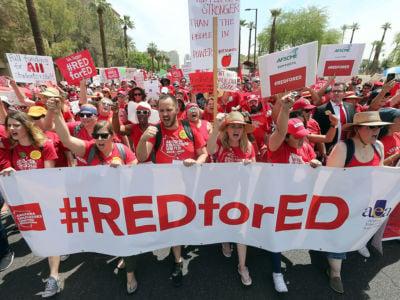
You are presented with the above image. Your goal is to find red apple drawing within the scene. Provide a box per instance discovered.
[221,54,231,67]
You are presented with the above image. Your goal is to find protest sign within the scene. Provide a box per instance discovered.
[55,50,96,85]
[123,68,137,81]
[189,72,213,93]
[188,0,240,70]
[1,164,399,257]
[218,70,237,92]
[105,68,120,80]
[134,71,145,89]
[181,64,192,82]
[317,43,365,78]
[259,41,318,97]
[144,80,160,99]
[92,75,101,86]
[170,67,184,82]
[0,89,21,105]
[6,53,56,84]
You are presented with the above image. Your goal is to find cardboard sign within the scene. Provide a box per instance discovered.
[105,68,120,80]
[188,0,240,70]
[189,72,213,93]
[144,80,160,99]
[218,70,237,92]
[259,41,318,97]
[55,50,96,85]
[6,53,57,84]
[317,44,365,78]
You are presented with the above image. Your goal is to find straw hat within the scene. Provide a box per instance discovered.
[219,111,254,133]
[342,111,393,131]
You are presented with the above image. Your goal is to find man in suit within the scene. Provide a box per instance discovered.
[313,82,356,153]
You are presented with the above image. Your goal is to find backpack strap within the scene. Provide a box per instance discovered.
[87,145,96,165]
[181,119,194,144]
[115,143,127,164]
[344,139,355,167]
[73,123,83,137]
[372,143,383,161]
[151,123,162,163]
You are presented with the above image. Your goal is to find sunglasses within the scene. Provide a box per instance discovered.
[93,97,102,101]
[92,133,110,139]
[31,115,45,120]
[118,94,125,98]
[253,80,260,83]
[101,102,112,107]
[365,125,383,130]
[136,110,149,115]
[79,113,94,118]
[134,93,142,96]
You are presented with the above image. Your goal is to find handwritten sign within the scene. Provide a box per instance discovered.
[6,53,56,84]
[259,42,318,97]
[189,72,213,93]
[0,89,21,105]
[218,70,237,92]
[55,50,97,85]
[188,0,240,70]
[104,68,120,80]
[144,80,160,99]
[317,44,365,78]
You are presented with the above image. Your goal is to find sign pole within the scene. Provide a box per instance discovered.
[213,16,218,120]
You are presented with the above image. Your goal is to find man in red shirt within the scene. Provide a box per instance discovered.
[136,94,207,286]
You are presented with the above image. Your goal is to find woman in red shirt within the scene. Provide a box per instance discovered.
[0,111,61,298]
[326,111,390,294]
[207,111,255,287]
[378,107,400,166]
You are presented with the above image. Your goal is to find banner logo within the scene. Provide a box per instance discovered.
[9,203,46,231]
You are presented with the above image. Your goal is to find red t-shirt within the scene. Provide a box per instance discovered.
[380,133,400,166]
[267,142,316,164]
[306,118,321,148]
[148,122,206,164]
[215,139,255,162]
[217,92,242,113]
[68,122,93,141]
[2,139,57,170]
[249,111,270,149]
[129,123,153,163]
[97,113,113,123]
[45,131,69,167]
[82,141,136,166]
[202,110,214,123]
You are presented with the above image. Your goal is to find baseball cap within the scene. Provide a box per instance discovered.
[173,81,180,87]
[292,98,315,111]
[287,118,309,138]
[136,101,151,116]
[379,107,400,123]
[247,94,259,103]
[28,106,47,117]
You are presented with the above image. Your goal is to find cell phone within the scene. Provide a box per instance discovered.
[386,73,395,83]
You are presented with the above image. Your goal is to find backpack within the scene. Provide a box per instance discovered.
[151,119,194,163]
[73,123,84,137]
[87,143,126,165]
[344,139,382,167]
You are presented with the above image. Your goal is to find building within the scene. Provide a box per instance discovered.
[166,50,179,68]
[184,54,191,65]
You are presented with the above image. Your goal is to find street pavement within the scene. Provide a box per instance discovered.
[1,213,400,299]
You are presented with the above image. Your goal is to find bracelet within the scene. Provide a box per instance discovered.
[330,125,338,128]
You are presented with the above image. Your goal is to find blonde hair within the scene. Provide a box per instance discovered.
[220,125,251,154]
[5,111,47,148]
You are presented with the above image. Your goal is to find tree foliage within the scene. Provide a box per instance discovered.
[258,6,341,55]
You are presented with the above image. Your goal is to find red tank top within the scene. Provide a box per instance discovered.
[346,146,381,167]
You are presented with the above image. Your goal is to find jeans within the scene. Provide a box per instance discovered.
[270,252,282,273]
[326,252,346,260]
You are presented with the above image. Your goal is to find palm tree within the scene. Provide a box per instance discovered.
[340,25,348,43]
[160,53,167,69]
[95,0,111,67]
[247,21,254,62]
[269,9,281,54]
[165,56,170,68]
[349,23,359,44]
[238,19,247,70]
[370,23,391,73]
[147,42,158,72]
[155,53,162,71]
[122,15,134,67]
[25,0,46,55]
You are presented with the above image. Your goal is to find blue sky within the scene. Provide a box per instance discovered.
[108,0,400,66]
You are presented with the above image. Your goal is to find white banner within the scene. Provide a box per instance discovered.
[317,43,365,79]
[259,42,318,97]
[188,0,240,70]
[6,53,57,84]
[218,70,237,92]
[1,164,399,257]
[144,80,160,99]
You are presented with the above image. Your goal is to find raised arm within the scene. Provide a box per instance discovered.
[207,113,224,155]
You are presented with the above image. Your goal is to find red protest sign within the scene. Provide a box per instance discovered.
[55,50,97,85]
[189,72,213,93]
[105,68,120,80]
[269,67,306,95]
[323,60,355,76]
[9,203,46,231]
[170,68,184,82]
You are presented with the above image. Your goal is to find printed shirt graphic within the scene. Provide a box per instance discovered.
[215,140,255,163]
[268,142,316,164]
[2,139,58,170]
[149,122,205,164]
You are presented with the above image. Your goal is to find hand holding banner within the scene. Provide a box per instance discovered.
[55,50,97,85]
[259,41,318,97]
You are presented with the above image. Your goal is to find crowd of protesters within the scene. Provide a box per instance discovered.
[0,71,400,297]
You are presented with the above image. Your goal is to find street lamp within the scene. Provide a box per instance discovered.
[245,8,258,73]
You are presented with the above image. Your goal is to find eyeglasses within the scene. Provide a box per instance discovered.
[31,115,45,120]
[253,80,260,83]
[92,133,110,139]
[118,94,125,98]
[136,110,149,115]
[134,93,142,96]
[187,107,199,113]
[79,113,94,118]
[332,90,344,94]
[101,102,112,107]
